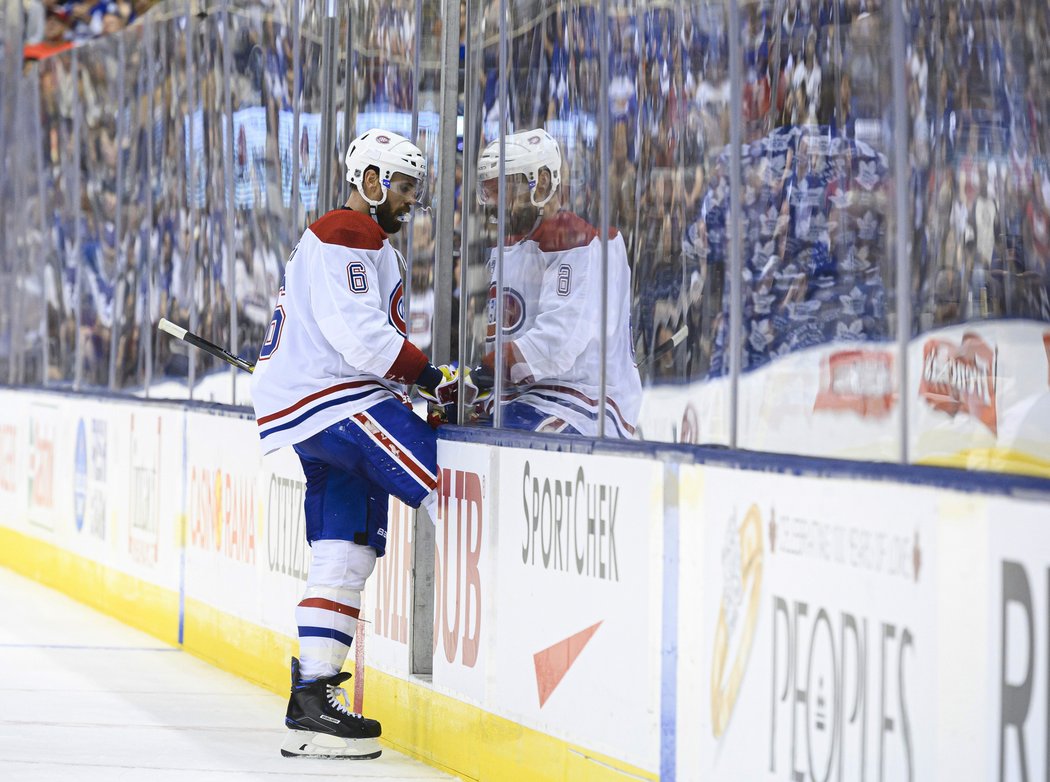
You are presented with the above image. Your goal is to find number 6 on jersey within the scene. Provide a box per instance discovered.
[259,291,286,361]
[347,261,369,293]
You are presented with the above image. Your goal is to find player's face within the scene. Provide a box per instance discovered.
[478,173,549,237]
[376,172,423,233]
[477,175,533,212]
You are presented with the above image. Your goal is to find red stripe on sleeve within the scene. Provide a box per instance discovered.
[385,340,429,384]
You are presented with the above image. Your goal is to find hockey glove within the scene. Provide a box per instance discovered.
[461,366,493,406]
[417,364,459,408]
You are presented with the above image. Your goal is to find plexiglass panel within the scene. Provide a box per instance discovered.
[3,0,1047,474]
[906,0,1050,470]
[726,0,901,460]
[75,36,122,389]
[463,0,634,438]
[224,2,299,404]
[628,1,735,444]
[149,12,196,397]
[38,51,79,386]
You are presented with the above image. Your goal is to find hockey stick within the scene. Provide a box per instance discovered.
[158,318,255,374]
[637,324,689,368]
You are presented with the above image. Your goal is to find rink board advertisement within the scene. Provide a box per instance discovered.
[491,447,663,772]
[675,464,938,781]
[430,442,495,706]
[363,495,414,678]
[5,387,1050,782]
[183,413,264,617]
[637,321,1050,476]
[0,391,184,590]
[120,406,184,585]
[988,496,1050,782]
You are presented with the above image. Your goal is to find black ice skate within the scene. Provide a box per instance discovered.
[281,657,382,759]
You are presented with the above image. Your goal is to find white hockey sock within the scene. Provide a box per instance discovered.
[297,540,376,681]
[296,585,361,681]
[421,487,440,524]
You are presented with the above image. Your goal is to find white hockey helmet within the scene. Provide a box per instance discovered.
[345,128,428,208]
[476,128,562,208]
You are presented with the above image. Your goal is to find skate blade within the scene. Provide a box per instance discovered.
[281,730,382,760]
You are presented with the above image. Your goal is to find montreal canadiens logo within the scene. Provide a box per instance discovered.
[388,282,407,336]
[376,134,390,144]
[486,284,526,339]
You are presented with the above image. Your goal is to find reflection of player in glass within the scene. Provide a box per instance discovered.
[251,129,450,759]
[476,129,641,437]
[236,123,249,180]
[300,126,316,188]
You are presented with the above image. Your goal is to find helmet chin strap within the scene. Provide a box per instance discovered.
[525,207,545,240]
[356,179,387,224]
[511,208,545,245]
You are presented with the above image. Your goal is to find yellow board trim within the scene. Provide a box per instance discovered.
[0,527,655,782]
[917,447,1050,479]
[0,526,180,646]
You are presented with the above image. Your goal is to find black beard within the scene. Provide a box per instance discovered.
[507,203,541,237]
[375,200,405,233]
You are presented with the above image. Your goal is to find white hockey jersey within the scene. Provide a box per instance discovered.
[251,209,430,454]
[486,211,642,438]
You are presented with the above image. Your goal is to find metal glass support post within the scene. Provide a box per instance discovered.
[109,37,129,390]
[493,0,508,429]
[144,18,155,396]
[33,70,49,386]
[318,0,338,212]
[403,0,426,345]
[457,0,478,426]
[185,2,199,399]
[340,4,354,204]
[221,0,239,403]
[597,0,610,438]
[411,0,461,682]
[6,72,24,384]
[433,0,459,369]
[727,0,743,449]
[891,0,911,464]
[290,0,303,229]
[72,49,84,390]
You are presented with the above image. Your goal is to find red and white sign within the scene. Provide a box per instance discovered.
[431,442,493,705]
[814,348,896,418]
[920,332,998,434]
[365,496,414,677]
[183,414,265,618]
[491,448,662,771]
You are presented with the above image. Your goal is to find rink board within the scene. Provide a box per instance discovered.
[2,387,1050,781]
[638,320,1050,478]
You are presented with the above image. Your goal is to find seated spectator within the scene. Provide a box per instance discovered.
[23,7,74,60]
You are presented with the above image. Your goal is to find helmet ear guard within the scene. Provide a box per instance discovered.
[476,128,562,209]
[346,129,429,209]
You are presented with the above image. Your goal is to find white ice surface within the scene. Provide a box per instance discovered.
[0,566,456,782]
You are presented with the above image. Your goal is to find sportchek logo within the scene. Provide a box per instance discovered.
[814,349,895,418]
[919,332,998,434]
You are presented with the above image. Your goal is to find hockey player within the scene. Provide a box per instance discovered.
[251,129,457,759]
[476,129,641,437]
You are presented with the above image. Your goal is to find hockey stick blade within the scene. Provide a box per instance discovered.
[158,318,255,374]
[637,324,689,368]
